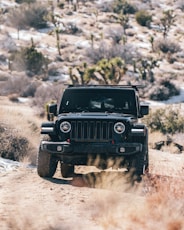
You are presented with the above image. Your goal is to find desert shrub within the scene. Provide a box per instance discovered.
[177,0,184,11]
[79,0,96,3]
[8,94,19,102]
[9,41,48,75]
[86,42,139,64]
[135,10,152,27]
[0,74,9,82]
[32,83,64,116]
[111,0,137,14]
[0,125,29,161]
[57,2,65,9]
[155,39,181,54]
[0,54,7,63]
[0,75,32,96]
[48,65,61,76]
[0,36,17,52]
[65,22,81,34]
[21,81,39,97]
[7,3,48,29]
[15,0,36,3]
[148,79,179,101]
[107,26,125,44]
[143,106,184,134]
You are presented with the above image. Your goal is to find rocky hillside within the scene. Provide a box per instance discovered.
[0,0,184,99]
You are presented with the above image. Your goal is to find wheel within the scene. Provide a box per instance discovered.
[129,149,149,181]
[144,151,149,173]
[129,131,149,181]
[60,163,74,178]
[132,151,145,175]
[128,142,149,181]
[37,147,58,178]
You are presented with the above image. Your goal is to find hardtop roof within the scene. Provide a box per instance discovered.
[66,85,142,91]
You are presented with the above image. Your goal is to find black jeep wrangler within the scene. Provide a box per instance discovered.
[37,85,149,180]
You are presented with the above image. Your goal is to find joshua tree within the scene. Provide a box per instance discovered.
[109,13,129,44]
[134,57,159,82]
[160,10,176,38]
[69,58,127,85]
[50,5,65,56]
[90,33,95,48]
[149,35,154,52]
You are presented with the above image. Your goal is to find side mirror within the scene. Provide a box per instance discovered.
[46,103,57,121]
[139,104,149,117]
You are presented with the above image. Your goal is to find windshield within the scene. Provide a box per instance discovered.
[59,88,138,115]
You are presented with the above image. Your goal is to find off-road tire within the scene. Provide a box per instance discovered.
[128,144,149,181]
[131,151,145,177]
[129,131,149,180]
[128,148,149,181]
[60,163,74,178]
[37,147,58,178]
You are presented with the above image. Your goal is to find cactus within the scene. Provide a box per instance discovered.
[119,13,129,36]
[136,58,158,82]
[73,57,127,85]
[9,38,48,74]
[55,27,61,56]
[109,13,129,44]
[160,10,176,38]
[90,33,95,48]
[149,35,154,52]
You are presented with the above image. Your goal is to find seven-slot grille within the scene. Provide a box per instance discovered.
[70,120,114,142]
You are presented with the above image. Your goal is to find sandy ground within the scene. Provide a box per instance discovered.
[0,149,184,230]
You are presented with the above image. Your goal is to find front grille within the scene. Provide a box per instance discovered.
[70,120,113,142]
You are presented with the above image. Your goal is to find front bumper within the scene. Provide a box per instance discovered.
[41,140,142,161]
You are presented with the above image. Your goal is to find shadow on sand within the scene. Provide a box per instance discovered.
[44,169,142,192]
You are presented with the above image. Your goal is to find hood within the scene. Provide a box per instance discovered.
[57,112,137,123]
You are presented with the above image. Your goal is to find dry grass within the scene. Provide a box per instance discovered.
[0,96,42,164]
[90,174,184,230]
[1,173,183,230]
[148,131,165,147]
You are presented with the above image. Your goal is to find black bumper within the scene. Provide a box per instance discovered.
[40,141,142,163]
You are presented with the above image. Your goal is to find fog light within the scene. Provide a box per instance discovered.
[119,147,125,153]
[57,146,63,152]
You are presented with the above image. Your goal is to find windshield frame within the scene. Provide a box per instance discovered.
[59,88,138,116]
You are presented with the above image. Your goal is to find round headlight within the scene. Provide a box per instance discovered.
[60,121,71,133]
[114,122,125,134]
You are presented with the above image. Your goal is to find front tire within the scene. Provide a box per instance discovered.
[37,147,58,178]
[60,163,74,178]
[128,146,149,181]
[131,151,145,178]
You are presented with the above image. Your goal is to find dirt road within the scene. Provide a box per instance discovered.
[0,149,184,230]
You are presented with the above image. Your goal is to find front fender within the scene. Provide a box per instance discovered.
[41,122,56,135]
[131,124,148,136]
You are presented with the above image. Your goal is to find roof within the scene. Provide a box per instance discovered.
[66,84,143,91]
